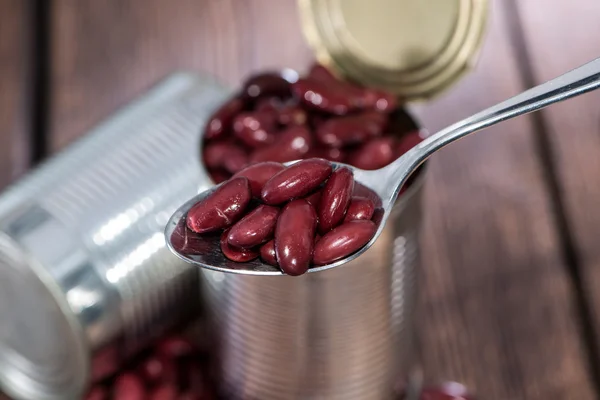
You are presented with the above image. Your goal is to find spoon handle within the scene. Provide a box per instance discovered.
[390,56,600,185]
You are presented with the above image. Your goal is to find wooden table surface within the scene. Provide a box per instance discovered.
[2,1,600,399]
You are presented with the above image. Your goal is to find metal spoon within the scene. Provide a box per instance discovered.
[165,56,600,276]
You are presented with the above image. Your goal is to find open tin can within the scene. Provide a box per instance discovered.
[0,74,232,400]
[195,0,488,399]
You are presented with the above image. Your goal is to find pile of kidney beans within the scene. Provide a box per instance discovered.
[84,336,473,400]
[201,63,424,183]
[186,158,379,275]
[84,336,215,400]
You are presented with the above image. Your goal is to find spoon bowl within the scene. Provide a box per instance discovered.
[165,160,404,275]
[166,56,600,275]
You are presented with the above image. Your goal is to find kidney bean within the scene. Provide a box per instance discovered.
[227,204,279,248]
[344,197,375,222]
[363,88,398,113]
[308,63,338,82]
[307,64,396,113]
[186,177,251,233]
[221,228,259,262]
[307,64,368,101]
[113,373,146,400]
[260,239,277,266]
[204,97,245,140]
[275,199,317,276]
[232,161,285,197]
[261,158,332,205]
[292,78,363,115]
[318,167,354,234]
[138,356,169,385]
[149,384,178,400]
[203,141,248,174]
[208,169,229,184]
[243,73,291,100]
[348,137,396,170]
[316,111,387,147]
[156,336,196,359]
[85,386,107,400]
[278,104,307,126]
[255,96,282,116]
[305,146,346,163]
[250,125,313,164]
[313,220,376,265]
[396,130,424,158]
[232,111,277,148]
[304,190,322,208]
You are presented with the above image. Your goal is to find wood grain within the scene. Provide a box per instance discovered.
[0,0,30,189]
[48,1,595,399]
[411,3,595,399]
[50,0,313,151]
[514,0,600,364]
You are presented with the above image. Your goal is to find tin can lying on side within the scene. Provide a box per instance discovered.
[0,73,228,400]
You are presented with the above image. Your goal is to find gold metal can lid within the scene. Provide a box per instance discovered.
[299,0,488,101]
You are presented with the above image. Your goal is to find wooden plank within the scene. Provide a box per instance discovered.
[0,0,31,189]
[0,3,32,398]
[411,3,595,399]
[50,0,313,151]
[49,1,595,399]
[514,0,600,376]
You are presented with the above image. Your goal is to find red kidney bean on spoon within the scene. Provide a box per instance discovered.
[275,199,317,276]
[260,239,277,266]
[221,228,259,262]
[344,197,375,222]
[318,167,354,234]
[203,141,248,174]
[233,111,277,148]
[313,220,377,265]
[113,373,146,400]
[232,161,285,197]
[204,97,245,140]
[304,190,322,208]
[316,112,386,147]
[227,204,279,248]
[250,125,313,164]
[348,136,396,170]
[186,177,251,233]
[261,158,332,205]
[243,73,292,100]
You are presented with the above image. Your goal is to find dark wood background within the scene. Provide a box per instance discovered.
[2,1,600,399]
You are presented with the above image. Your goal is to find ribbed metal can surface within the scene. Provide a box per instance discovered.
[199,160,425,400]
[0,73,229,400]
